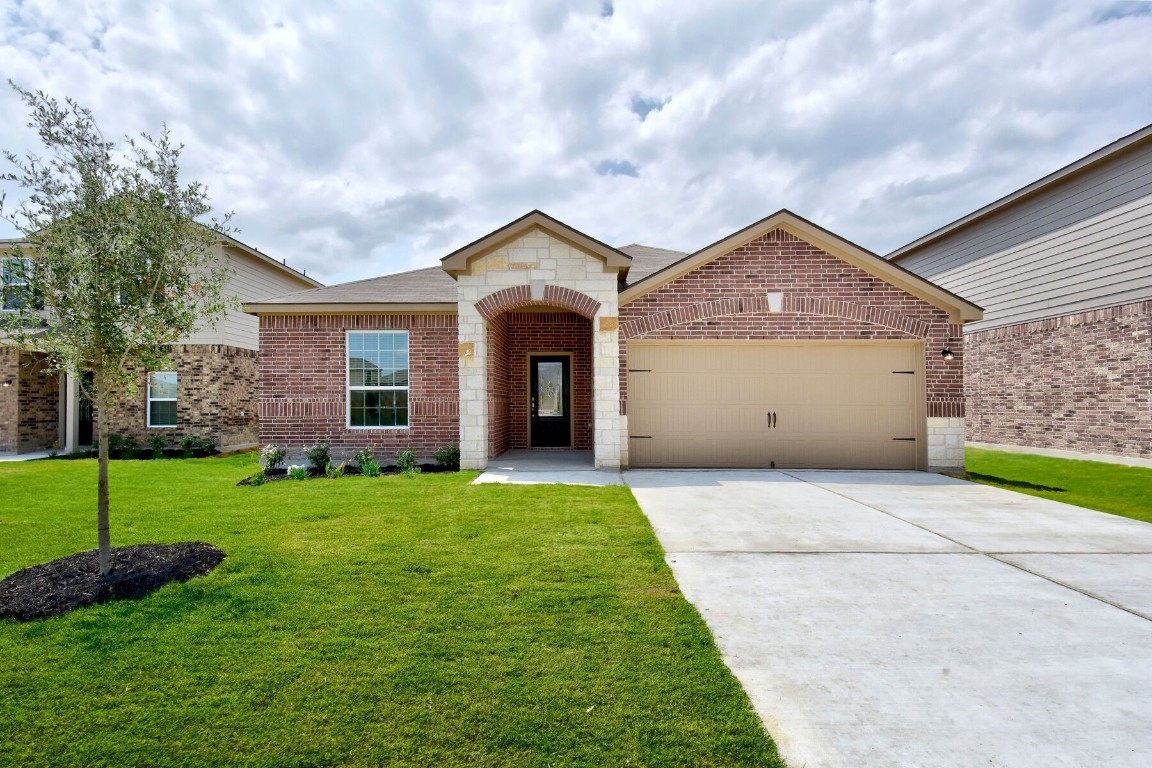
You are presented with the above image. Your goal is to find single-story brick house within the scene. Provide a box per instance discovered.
[888,122,1152,461]
[246,210,982,472]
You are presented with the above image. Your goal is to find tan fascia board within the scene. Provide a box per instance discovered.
[888,122,1152,262]
[244,302,457,315]
[620,209,983,324]
[440,210,632,278]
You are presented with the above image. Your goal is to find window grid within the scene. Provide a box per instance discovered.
[347,331,410,429]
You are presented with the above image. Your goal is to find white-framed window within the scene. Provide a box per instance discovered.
[347,330,409,428]
[147,372,178,428]
[1,256,31,311]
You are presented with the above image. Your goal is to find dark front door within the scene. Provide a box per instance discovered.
[530,355,571,448]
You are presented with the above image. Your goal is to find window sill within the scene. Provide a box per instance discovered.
[346,426,411,431]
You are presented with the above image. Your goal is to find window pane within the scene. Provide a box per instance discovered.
[537,362,563,417]
[149,372,177,399]
[150,400,177,427]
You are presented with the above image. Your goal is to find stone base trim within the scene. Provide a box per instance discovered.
[927,417,966,473]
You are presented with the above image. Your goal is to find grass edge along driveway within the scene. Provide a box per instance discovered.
[0,453,785,768]
[964,446,1152,524]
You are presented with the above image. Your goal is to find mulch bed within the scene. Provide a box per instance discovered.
[0,542,225,622]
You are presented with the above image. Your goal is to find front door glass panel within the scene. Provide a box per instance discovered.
[537,362,564,417]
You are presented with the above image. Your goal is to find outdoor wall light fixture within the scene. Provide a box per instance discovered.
[2,379,12,387]
[941,348,954,361]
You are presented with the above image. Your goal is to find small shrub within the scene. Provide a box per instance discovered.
[108,434,138,460]
[360,457,381,477]
[249,468,267,486]
[434,443,460,469]
[259,443,287,469]
[325,461,346,479]
[180,435,217,458]
[396,448,421,477]
[304,439,331,470]
[148,434,169,459]
[288,465,308,481]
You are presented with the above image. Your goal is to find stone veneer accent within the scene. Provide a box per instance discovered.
[258,314,458,460]
[619,227,966,471]
[927,417,966,472]
[966,300,1151,459]
[457,228,620,469]
[102,344,259,451]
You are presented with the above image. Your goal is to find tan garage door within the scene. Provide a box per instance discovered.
[627,342,924,470]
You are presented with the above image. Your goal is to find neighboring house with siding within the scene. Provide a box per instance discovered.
[247,209,981,473]
[888,122,1152,461]
[0,234,320,454]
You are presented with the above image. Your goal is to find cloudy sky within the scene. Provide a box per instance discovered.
[2,0,1150,287]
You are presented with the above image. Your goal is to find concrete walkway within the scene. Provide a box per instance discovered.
[625,470,1152,768]
[0,451,52,462]
[473,449,624,486]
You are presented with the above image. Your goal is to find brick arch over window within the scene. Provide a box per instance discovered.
[474,284,601,320]
[620,294,932,339]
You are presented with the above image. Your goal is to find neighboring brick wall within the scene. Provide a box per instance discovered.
[0,350,60,454]
[259,314,459,461]
[18,353,59,453]
[619,228,964,418]
[0,348,18,453]
[966,300,1152,458]
[102,344,259,451]
[504,311,593,450]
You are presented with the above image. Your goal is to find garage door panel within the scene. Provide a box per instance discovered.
[627,342,922,470]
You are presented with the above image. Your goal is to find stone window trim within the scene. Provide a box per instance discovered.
[147,371,178,429]
[346,329,411,430]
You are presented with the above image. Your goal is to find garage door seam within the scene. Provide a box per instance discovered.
[781,472,1152,624]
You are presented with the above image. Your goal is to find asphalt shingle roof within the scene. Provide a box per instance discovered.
[255,244,688,306]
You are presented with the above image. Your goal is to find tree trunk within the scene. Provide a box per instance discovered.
[95,370,112,576]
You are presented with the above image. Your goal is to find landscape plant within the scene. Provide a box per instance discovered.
[288,465,308,481]
[148,434,169,459]
[0,83,232,575]
[396,448,420,477]
[325,461,346,479]
[259,443,286,470]
[434,442,460,469]
[304,439,331,470]
[354,446,380,477]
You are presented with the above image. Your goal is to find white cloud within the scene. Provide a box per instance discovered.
[1,0,1149,287]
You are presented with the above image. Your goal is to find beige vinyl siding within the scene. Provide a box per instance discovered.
[896,140,1152,332]
[183,244,317,350]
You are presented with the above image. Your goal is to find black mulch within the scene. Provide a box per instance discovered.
[0,542,225,622]
[238,463,457,485]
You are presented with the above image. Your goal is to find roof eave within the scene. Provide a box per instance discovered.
[244,301,457,315]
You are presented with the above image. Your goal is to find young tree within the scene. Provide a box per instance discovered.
[1,83,233,576]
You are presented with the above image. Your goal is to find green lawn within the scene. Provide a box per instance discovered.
[0,454,783,768]
[965,447,1152,523]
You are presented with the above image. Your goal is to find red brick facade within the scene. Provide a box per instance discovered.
[487,310,595,455]
[966,300,1152,458]
[619,228,964,417]
[258,314,459,460]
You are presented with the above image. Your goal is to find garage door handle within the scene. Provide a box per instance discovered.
[767,411,777,428]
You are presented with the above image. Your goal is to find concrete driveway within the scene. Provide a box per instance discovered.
[624,470,1152,768]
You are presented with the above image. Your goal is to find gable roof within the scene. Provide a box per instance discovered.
[619,209,983,323]
[618,244,689,286]
[245,266,457,313]
[440,209,632,277]
[887,121,1152,262]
